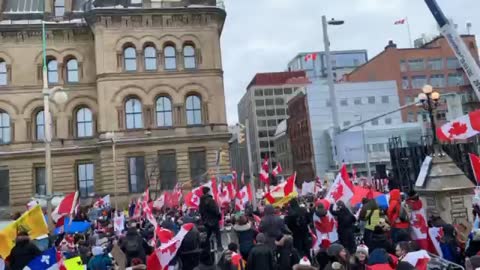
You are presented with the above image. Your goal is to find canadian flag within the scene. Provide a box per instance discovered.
[428,227,444,257]
[304,53,317,61]
[131,198,142,220]
[147,223,195,270]
[262,157,269,172]
[272,163,283,177]
[394,18,406,24]
[259,169,270,185]
[235,185,253,211]
[312,199,338,249]
[437,110,480,142]
[51,191,78,224]
[470,153,480,185]
[156,226,175,244]
[402,250,430,270]
[185,179,217,209]
[217,182,231,206]
[325,165,354,204]
[153,194,165,210]
[264,172,296,204]
[93,195,110,208]
[309,226,320,252]
[409,203,430,251]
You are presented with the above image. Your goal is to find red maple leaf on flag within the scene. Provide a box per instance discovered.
[330,183,344,201]
[435,227,444,242]
[314,216,335,233]
[412,213,428,234]
[449,121,468,137]
[161,241,179,254]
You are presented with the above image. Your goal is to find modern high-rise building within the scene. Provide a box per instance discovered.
[287,50,368,80]
[237,71,309,175]
[0,0,229,212]
[346,36,480,123]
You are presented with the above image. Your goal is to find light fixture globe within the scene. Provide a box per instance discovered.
[417,93,427,101]
[422,84,433,94]
[431,91,440,100]
[52,90,68,104]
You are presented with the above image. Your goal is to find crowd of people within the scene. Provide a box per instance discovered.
[2,183,480,270]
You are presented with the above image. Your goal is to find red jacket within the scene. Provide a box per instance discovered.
[387,189,409,229]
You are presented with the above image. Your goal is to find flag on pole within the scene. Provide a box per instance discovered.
[325,165,354,204]
[304,53,317,61]
[470,153,480,185]
[272,163,283,177]
[437,110,480,141]
[259,169,269,185]
[23,247,60,270]
[401,250,430,270]
[264,172,297,206]
[394,18,406,25]
[312,200,338,248]
[93,195,110,208]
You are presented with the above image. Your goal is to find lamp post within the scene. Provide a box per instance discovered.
[417,84,441,146]
[105,132,118,210]
[354,114,372,179]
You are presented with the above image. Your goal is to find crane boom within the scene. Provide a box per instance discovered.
[425,0,480,100]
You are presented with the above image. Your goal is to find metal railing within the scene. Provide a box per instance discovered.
[427,253,464,270]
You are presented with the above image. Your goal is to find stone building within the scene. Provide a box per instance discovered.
[0,0,229,210]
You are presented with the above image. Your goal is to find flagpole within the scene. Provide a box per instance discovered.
[406,17,413,47]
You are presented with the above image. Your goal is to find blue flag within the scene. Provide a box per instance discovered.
[24,247,59,270]
[54,217,91,235]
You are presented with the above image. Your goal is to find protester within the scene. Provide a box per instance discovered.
[330,200,357,254]
[246,233,276,270]
[387,189,410,245]
[233,215,256,260]
[358,198,381,247]
[368,225,395,254]
[292,257,317,270]
[466,255,480,270]
[87,246,112,270]
[121,223,147,266]
[350,245,368,270]
[366,248,394,270]
[8,231,42,270]
[440,224,462,264]
[218,243,238,270]
[395,242,410,261]
[259,205,290,250]
[275,234,300,270]
[193,249,220,270]
[324,243,350,270]
[285,199,311,257]
[199,187,223,251]
[466,229,480,257]
[178,224,202,270]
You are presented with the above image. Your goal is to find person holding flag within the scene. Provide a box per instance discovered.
[199,186,223,251]
[8,230,42,270]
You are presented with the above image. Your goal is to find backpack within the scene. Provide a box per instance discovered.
[125,239,140,254]
[399,203,409,222]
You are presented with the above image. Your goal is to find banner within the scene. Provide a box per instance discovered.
[0,205,49,258]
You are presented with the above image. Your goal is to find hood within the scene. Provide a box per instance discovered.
[15,235,31,245]
[264,205,275,215]
[367,249,390,265]
[389,189,401,202]
[233,222,252,232]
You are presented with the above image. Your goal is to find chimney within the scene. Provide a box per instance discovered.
[385,40,397,50]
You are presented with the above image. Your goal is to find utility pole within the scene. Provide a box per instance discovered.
[244,119,257,210]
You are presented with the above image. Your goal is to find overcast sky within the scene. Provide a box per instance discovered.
[220,0,480,125]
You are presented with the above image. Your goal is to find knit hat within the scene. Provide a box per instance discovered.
[356,244,369,256]
[298,256,311,266]
[327,243,345,257]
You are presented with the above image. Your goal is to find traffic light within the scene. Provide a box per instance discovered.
[238,131,245,144]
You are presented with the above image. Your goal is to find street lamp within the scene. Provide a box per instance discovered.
[105,131,118,210]
[355,114,372,179]
[417,84,441,145]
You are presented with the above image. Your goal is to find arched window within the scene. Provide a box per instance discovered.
[156,97,173,127]
[0,61,7,86]
[0,111,10,144]
[164,45,176,70]
[125,98,143,129]
[186,95,202,125]
[67,59,79,83]
[47,59,58,84]
[76,107,93,137]
[124,47,137,71]
[183,45,196,69]
[36,110,45,140]
[144,46,157,71]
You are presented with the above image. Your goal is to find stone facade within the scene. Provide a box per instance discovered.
[0,2,230,210]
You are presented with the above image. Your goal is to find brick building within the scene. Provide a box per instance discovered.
[346,36,480,122]
[0,0,230,211]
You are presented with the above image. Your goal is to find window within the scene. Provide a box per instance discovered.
[266,109,275,116]
[340,99,348,106]
[436,110,447,121]
[257,120,266,127]
[36,110,45,140]
[402,76,410,89]
[125,98,143,129]
[0,61,7,85]
[159,152,177,190]
[76,107,93,137]
[275,98,284,105]
[411,75,427,88]
[66,59,79,83]
[156,97,173,127]
[448,73,465,86]
[407,59,425,71]
[407,112,414,122]
[400,60,407,72]
[381,96,389,104]
[47,59,58,83]
[430,74,445,87]
[265,99,274,106]
[371,119,378,126]
[255,100,264,107]
[0,112,10,144]
[284,88,293,95]
[77,163,94,198]
[254,89,263,96]
[144,46,157,71]
[372,143,385,152]
[186,95,202,125]
[189,150,206,183]
[428,58,443,70]
[256,109,266,117]
[343,121,351,127]
[264,89,273,96]
[447,57,460,69]
[128,156,146,193]
[54,0,65,16]
[276,108,286,115]
[124,47,137,71]
[164,46,177,70]
[259,141,269,148]
[354,97,362,105]
[0,170,8,206]
[274,88,283,95]
[267,119,276,126]
[368,96,375,104]
[385,118,392,125]
[183,45,196,69]
[35,167,46,196]
[258,131,268,138]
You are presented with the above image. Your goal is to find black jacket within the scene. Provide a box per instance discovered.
[369,232,395,254]
[276,246,300,270]
[121,228,146,263]
[330,204,356,253]
[466,239,480,257]
[259,206,290,249]
[246,244,276,270]
[9,236,42,270]
[199,195,221,227]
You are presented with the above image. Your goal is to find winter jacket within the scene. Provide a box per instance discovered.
[246,244,276,270]
[87,254,112,270]
[330,204,357,253]
[193,263,221,270]
[369,230,395,254]
[8,236,42,270]
[350,258,367,270]
[359,200,381,231]
[285,200,311,255]
[259,205,289,249]
[121,228,146,265]
[387,189,409,229]
[200,194,221,227]
[275,235,300,270]
[466,239,480,257]
[234,222,256,259]
[440,224,461,264]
